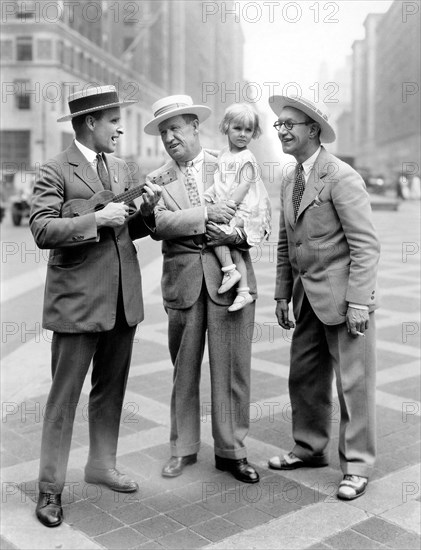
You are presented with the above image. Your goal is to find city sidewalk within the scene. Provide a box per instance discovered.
[1,200,420,550]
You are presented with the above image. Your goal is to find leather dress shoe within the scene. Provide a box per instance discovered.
[84,467,138,493]
[162,454,197,477]
[337,475,368,500]
[36,493,63,528]
[215,456,260,483]
[268,451,328,471]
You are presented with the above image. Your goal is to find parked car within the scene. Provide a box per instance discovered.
[9,171,36,226]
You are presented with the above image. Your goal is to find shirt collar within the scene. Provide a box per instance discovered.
[74,139,99,164]
[301,146,321,176]
[179,149,204,172]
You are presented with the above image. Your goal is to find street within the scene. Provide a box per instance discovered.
[1,198,420,549]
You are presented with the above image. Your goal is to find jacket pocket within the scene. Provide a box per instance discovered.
[327,266,349,316]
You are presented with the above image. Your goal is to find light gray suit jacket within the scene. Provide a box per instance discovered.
[275,146,381,325]
[146,151,257,309]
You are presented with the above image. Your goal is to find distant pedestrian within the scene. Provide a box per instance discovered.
[144,95,260,483]
[268,95,380,501]
[30,86,162,527]
[203,103,271,311]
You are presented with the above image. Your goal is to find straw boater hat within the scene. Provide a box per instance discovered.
[57,85,137,122]
[268,95,336,143]
[144,94,212,135]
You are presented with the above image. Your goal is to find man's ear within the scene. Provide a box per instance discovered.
[309,122,320,139]
[85,115,95,131]
[192,119,200,134]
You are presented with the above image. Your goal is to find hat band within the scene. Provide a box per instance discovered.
[69,91,120,114]
[154,102,190,118]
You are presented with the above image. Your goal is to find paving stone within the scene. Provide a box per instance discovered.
[190,517,242,542]
[74,511,124,537]
[63,499,103,523]
[324,529,384,549]
[198,492,246,515]
[111,501,159,524]
[91,487,141,512]
[165,503,216,526]
[0,535,18,550]
[172,481,210,503]
[353,517,411,544]
[132,515,183,538]
[95,527,149,549]
[137,542,165,549]
[144,492,190,512]
[223,505,273,528]
[379,376,421,402]
[386,531,421,549]
[252,485,302,518]
[375,348,415,371]
[156,528,209,548]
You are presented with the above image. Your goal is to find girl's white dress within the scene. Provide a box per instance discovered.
[204,147,271,246]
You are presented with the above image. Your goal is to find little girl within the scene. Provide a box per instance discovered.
[204,103,271,312]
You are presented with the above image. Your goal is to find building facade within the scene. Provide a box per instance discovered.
[351,0,420,184]
[1,0,245,183]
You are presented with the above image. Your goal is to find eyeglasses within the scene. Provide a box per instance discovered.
[273,120,312,131]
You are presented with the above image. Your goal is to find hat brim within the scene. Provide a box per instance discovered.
[57,100,137,122]
[268,95,336,143]
[144,105,212,135]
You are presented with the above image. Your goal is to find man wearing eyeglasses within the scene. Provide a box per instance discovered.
[267,95,380,502]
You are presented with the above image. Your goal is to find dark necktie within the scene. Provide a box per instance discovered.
[184,161,201,207]
[292,163,305,220]
[96,153,111,190]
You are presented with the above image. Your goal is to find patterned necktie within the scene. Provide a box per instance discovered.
[184,161,201,207]
[96,153,111,191]
[292,163,305,220]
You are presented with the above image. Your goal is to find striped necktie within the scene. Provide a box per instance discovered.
[292,163,305,220]
[184,161,201,207]
[96,153,111,191]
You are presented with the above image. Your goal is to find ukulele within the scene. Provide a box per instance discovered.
[61,169,176,218]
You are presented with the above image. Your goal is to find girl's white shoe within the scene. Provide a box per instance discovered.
[218,269,241,294]
[228,292,254,312]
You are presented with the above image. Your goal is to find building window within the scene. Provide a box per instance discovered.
[57,40,63,64]
[16,1,36,20]
[37,39,52,60]
[0,40,13,61]
[15,80,31,110]
[17,37,33,61]
[0,130,31,165]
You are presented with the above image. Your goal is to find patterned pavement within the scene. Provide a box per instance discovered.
[1,198,420,549]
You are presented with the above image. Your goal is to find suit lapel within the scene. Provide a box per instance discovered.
[66,142,103,195]
[296,148,327,221]
[161,151,218,210]
[104,155,122,194]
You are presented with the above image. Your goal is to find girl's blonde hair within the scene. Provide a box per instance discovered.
[219,103,262,139]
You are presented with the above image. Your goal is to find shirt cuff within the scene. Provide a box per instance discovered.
[349,303,369,310]
[204,206,208,222]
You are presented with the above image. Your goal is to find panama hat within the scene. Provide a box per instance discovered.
[57,85,137,122]
[268,95,336,143]
[144,94,212,135]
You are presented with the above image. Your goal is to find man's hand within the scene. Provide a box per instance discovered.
[346,306,369,337]
[275,299,295,330]
[207,200,236,224]
[95,202,128,228]
[140,181,163,217]
[205,221,239,247]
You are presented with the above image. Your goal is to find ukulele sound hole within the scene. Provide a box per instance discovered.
[94,203,105,211]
